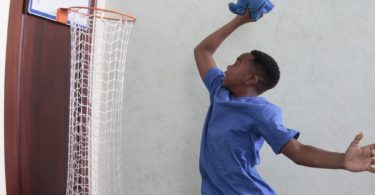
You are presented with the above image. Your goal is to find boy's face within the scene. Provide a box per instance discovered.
[223,53,259,89]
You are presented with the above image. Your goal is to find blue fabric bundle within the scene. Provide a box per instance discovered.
[229,0,274,21]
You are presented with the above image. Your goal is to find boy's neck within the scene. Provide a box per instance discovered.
[230,86,259,98]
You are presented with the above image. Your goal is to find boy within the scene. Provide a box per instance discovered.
[194,10,375,195]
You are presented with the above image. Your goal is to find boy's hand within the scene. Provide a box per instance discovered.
[233,9,254,24]
[343,132,375,172]
[195,8,254,79]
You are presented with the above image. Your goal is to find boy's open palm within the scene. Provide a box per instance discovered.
[344,132,375,173]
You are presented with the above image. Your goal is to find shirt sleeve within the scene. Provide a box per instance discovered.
[255,105,300,154]
[203,67,224,99]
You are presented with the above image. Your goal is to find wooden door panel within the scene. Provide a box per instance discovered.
[19,15,71,195]
[4,0,24,194]
[5,0,95,194]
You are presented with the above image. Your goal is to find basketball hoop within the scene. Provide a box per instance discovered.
[64,7,136,195]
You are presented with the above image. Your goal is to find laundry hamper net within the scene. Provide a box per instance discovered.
[65,7,135,195]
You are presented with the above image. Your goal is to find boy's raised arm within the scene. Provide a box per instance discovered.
[194,11,252,80]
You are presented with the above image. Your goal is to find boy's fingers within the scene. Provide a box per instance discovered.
[371,150,375,157]
[351,132,364,146]
[367,166,375,173]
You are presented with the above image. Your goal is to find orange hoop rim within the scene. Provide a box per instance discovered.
[68,6,136,22]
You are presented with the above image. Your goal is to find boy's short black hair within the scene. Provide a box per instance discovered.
[250,50,280,94]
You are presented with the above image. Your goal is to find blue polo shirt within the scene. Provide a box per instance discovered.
[199,67,300,195]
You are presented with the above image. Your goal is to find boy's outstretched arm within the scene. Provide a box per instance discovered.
[281,132,375,173]
[194,11,252,80]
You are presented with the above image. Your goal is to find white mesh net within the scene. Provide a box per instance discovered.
[66,7,135,195]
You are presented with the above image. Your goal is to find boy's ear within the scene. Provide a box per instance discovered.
[244,74,259,86]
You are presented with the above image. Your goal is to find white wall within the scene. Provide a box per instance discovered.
[106,0,375,194]
[0,0,10,194]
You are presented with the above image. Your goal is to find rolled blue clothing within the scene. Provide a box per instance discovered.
[199,67,300,195]
[229,0,274,21]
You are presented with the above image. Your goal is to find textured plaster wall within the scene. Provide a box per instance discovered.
[105,0,375,194]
